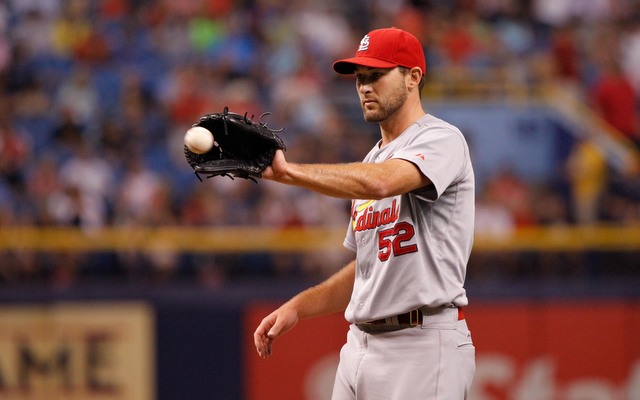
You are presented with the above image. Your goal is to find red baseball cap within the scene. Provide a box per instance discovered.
[333,27,426,75]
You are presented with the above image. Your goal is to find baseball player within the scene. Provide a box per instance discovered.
[254,27,476,399]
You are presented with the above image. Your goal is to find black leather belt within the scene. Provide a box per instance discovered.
[366,309,422,326]
[355,307,464,334]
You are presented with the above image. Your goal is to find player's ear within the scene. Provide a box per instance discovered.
[407,67,423,89]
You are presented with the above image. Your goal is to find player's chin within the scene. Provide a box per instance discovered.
[361,104,381,122]
[363,110,384,123]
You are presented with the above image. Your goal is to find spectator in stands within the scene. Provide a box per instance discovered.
[0,96,32,193]
[54,66,99,138]
[549,20,582,94]
[475,184,516,237]
[483,166,536,227]
[57,139,115,227]
[26,156,62,225]
[0,0,638,286]
[620,18,640,98]
[115,157,164,225]
[565,137,608,225]
[590,55,640,149]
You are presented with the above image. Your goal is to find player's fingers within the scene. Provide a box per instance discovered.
[254,329,269,351]
[263,340,273,358]
[254,317,277,357]
[256,344,266,358]
[266,308,298,339]
[254,308,297,358]
[264,150,287,181]
[255,338,270,358]
[266,318,286,339]
[258,337,273,359]
[261,166,274,180]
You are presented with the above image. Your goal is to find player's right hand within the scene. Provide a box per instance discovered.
[253,306,299,358]
[261,149,288,182]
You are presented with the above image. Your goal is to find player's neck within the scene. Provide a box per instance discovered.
[379,102,425,147]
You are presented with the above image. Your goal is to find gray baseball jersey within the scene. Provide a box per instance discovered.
[343,113,475,324]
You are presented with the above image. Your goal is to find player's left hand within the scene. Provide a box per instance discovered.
[183,107,286,182]
[253,306,299,358]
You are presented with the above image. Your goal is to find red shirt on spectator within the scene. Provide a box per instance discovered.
[591,66,639,140]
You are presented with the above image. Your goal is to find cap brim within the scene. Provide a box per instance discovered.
[332,57,399,75]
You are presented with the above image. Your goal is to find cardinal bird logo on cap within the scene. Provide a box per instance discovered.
[358,35,370,52]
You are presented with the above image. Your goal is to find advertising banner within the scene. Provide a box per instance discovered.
[244,300,640,400]
[0,302,155,400]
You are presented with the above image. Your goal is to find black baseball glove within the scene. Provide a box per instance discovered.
[184,107,285,182]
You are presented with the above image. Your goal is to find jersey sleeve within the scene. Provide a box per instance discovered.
[343,200,357,252]
[392,127,469,201]
[343,221,357,252]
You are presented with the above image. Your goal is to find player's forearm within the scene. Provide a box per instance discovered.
[286,260,356,319]
[281,162,390,199]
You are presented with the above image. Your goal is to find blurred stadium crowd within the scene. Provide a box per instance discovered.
[0,0,639,287]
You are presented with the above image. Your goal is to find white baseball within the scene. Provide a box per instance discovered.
[184,126,214,154]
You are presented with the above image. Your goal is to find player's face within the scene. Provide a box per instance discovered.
[355,67,409,123]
